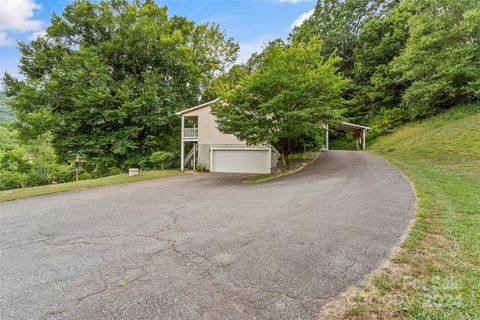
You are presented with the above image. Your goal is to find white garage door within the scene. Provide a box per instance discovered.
[211,149,271,174]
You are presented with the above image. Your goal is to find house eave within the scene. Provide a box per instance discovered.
[176,98,220,116]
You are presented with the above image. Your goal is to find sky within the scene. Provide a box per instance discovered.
[0,0,316,79]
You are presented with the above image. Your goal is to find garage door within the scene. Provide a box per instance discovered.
[211,149,271,174]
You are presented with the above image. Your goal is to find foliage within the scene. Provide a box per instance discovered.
[293,0,480,134]
[349,3,412,123]
[0,93,15,123]
[0,169,183,202]
[291,0,395,76]
[213,38,347,164]
[2,0,238,170]
[0,126,71,190]
[68,152,87,182]
[195,162,207,173]
[392,0,480,117]
[150,151,174,169]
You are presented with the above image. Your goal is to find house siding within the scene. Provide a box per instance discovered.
[182,106,243,145]
[182,103,279,172]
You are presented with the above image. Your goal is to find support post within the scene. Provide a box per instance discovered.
[193,143,196,171]
[325,124,329,150]
[362,129,366,150]
[180,116,184,171]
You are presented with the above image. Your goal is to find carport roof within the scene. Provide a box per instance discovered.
[339,122,370,131]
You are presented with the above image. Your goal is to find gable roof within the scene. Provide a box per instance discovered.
[176,98,220,116]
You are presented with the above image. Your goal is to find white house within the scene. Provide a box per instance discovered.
[176,99,279,174]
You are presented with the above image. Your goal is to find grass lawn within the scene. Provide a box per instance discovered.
[0,169,183,202]
[320,104,480,319]
[243,151,319,184]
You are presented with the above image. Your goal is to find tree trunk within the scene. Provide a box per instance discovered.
[281,152,289,165]
[277,139,290,166]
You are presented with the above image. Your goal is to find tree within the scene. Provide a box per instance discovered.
[213,38,348,165]
[291,0,395,76]
[392,0,480,117]
[0,93,15,123]
[349,2,412,125]
[2,0,238,171]
[150,151,174,170]
[0,126,71,190]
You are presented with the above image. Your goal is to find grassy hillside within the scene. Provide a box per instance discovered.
[321,104,480,319]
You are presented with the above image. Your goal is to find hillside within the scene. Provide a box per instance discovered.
[371,105,480,174]
[321,104,480,319]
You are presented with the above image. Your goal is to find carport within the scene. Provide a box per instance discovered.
[323,122,370,151]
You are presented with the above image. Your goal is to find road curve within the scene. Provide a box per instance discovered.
[0,151,415,320]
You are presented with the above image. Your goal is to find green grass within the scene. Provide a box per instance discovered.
[322,104,480,319]
[0,169,183,202]
[243,151,319,184]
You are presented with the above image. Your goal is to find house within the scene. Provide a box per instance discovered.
[176,99,279,174]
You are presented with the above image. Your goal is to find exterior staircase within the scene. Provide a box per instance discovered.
[183,145,196,168]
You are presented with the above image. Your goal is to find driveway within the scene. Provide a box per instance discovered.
[0,151,415,320]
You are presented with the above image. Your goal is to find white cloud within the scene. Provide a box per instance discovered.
[280,0,311,3]
[290,9,314,29]
[0,0,42,31]
[0,0,43,46]
[0,31,14,46]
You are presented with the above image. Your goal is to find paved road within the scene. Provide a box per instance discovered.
[0,151,415,320]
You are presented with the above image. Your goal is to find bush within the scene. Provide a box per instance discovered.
[78,173,92,180]
[368,107,410,134]
[108,167,122,176]
[0,127,73,190]
[195,162,208,172]
[47,165,71,184]
[0,171,30,190]
[150,151,175,170]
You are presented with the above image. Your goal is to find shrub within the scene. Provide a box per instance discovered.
[78,173,92,180]
[0,127,72,190]
[195,162,208,172]
[108,167,122,176]
[150,151,175,170]
[369,107,410,133]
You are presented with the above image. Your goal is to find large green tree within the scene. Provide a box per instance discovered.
[213,39,347,165]
[349,2,412,125]
[291,0,395,76]
[392,0,480,117]
[3,0,238,171]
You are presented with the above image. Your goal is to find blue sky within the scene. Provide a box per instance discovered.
[0,0,316,79]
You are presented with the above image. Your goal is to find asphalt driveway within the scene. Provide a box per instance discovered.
[0,151,415,320]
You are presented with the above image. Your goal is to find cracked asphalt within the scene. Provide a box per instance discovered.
[0,151,415,320]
